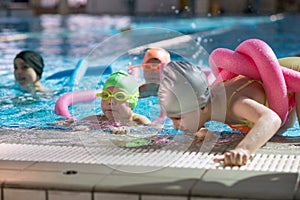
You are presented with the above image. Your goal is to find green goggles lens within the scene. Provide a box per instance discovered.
[96,90,136,101]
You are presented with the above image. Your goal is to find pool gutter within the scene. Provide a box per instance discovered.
[0,142,299,200]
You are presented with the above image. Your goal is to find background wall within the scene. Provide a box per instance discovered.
[1,0,300,16]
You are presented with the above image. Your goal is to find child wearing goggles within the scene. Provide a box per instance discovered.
[128,47,171,98]
[81,71,151,126]
[127,48,171,125]
[142,48,170,84]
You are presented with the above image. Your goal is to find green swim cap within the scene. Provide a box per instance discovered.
[103,70,139,109]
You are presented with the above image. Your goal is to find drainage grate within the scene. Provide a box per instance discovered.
[0,143,299,173]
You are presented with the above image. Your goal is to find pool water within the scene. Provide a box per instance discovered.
[1,13,300,140]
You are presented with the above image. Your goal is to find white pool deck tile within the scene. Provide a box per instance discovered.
[111,165,206,179]
[48,190,92,200]
[27,161,114,174]
[3,188,45,200]
[0,160,35,170]
[94,173,197,195]
[191,169,298,200]
[0,169,20,182]
[141,195,188,200]
[94,192,139,200]
[2,169,105,191]
[3,188,46,200]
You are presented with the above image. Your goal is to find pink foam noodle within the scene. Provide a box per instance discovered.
[281,67,300,92]
[209,48,261,81]
[236,39,288,122]
[55,90,101,120]
[209,38,291,123]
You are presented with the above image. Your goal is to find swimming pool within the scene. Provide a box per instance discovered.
[1,13,300,147]
[2,13,300,200]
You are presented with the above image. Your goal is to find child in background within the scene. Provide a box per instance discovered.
[128,47,171,98]
[13,50,51,93]
[128,47,171,124]
[141,47,171,84]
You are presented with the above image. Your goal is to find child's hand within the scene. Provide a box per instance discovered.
[151,117,166,128]
[213,148,251,167]
[195,127,208,141]
[111,126,130,134]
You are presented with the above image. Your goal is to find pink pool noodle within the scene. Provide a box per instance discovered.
[208,38,299,123]
[55,90,101,120]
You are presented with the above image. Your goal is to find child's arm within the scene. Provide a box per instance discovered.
[214,96,282,166]
[132,113,151,125]
[295,93,300,126]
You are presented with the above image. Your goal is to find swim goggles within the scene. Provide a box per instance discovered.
[96,90,138,102]
[127,63,165,73]
[141,63,161,72]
